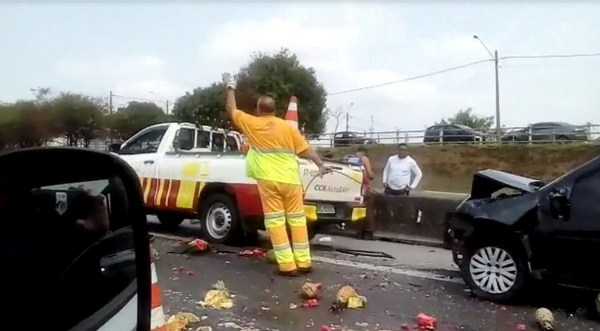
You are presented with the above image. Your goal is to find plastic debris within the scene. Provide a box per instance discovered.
[318,236,333,242]
[416,313,437,330]
[198,280,233,309]
[336,285,367,309]
[534,308,554,331]
[320,325,332,331]
[517,324,527,331]
[239,248,266,257]
[195,327,212,331]
[300,281,322,299]
[401,323,410,330]
[165,312,200,331]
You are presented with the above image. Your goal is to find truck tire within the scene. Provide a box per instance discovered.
[462,241,528,303]
[199,193,243,244]
[157,212,185,230]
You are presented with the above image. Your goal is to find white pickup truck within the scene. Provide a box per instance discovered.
[110,122,366,244]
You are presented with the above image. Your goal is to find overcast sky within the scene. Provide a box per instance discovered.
[1,2,599,135]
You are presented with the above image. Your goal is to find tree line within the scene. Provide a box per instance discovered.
[0,49,329,151]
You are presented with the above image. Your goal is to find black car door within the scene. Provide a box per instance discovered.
[532,169,600,288]
[442,125,458,142]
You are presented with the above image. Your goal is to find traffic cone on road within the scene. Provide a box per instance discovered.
[150,248,167,331]
[285,96,299,130]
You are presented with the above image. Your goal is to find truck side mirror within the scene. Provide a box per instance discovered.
[548,188,571,221]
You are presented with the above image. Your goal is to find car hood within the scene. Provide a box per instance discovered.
[470,169,545,199]
[453,169,545,227]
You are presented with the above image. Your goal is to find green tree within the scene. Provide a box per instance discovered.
[49,92,106,146]
[108,101,170,140]
[0,101,53,149]
[172,82,228,129]
[436,108,495,132]
[235,49,328,135]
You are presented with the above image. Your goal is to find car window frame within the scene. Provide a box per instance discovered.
[177,127,196,151]
[118,126,168,155]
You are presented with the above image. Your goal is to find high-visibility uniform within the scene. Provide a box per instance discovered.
[231,109,311,272]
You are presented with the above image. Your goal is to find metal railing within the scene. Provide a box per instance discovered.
[308,124,600,148]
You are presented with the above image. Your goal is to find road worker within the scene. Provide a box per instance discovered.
[222,73,331,276]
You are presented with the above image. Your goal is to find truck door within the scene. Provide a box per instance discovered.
[117,126,167,179]
[533,168,600,287]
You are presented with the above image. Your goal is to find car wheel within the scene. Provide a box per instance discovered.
[156,212,185,230]
[199,193,244,244]
[462,242,528,303]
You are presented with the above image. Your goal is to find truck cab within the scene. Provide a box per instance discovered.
[111,122,366,244]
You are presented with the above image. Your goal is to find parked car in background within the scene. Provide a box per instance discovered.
[447,158,600,303]
[423,124,485,144]
[333,131,377,147]
[501,122,588,143]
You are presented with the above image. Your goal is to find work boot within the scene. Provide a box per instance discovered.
[275,269,299,277]
[298,266,313,275]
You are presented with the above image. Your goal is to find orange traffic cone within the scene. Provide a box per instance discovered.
[285,96,299,129]
[150,248,167,331]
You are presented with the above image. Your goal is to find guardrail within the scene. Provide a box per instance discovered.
[309,124,600,147]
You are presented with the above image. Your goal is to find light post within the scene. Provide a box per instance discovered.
[473,35,501,141]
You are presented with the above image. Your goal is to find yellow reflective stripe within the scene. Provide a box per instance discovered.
[273,242,292,252]
[246,148,301,185]
[265,215,285,228]
[250,146,295,154]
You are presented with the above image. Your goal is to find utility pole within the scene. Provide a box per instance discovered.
[473,35,502,141]
[494,50,501,141]
[109,91,114,144]
[166,100,169,115]
[345,113,349,131]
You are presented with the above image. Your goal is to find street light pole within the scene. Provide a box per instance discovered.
[473,35,502,141]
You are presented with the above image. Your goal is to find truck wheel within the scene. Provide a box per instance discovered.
[462,241,528,303]
[199,193,243,244]
[157,212,185,230]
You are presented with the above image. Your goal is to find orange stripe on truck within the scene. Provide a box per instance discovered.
[140,178,207,211]
[167,179,180,208]
[147,179,159,208]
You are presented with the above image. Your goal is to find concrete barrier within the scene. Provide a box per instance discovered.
[323,195,464,248]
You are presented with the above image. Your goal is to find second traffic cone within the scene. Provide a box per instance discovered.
[150,248,167,331]
[285,96,299,130]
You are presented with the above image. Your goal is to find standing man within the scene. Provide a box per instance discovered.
[222,73,330,277]
[382,143,423,195]
[345,146,376,240]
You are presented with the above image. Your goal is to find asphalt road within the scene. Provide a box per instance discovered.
[150,230,599,331]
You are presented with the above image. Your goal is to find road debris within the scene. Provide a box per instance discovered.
[534,308,554,331]
[300,281,322,299]
[517,324,527,331]
[198,280,233,309]
[301,298,319,309]
[165,312,201,331]
[195,327,212,331]
[174,239,211,255]
[239,248,266,257]
[335,285,367,309]
[416,313,437,330]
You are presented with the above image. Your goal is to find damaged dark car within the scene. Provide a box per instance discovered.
[448,157,600,302]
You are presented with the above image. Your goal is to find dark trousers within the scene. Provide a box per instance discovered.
[384,187,410,196]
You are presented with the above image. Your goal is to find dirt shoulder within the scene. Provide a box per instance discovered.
[320,144,600,192]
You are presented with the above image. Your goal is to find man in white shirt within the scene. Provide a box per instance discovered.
[382,143,423,195]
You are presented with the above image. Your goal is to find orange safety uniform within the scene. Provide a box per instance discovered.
[231,109,311,272]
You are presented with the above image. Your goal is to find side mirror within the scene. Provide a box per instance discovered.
[108,143,122,153]
[0,148,150,331]
[548,188,571,221]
